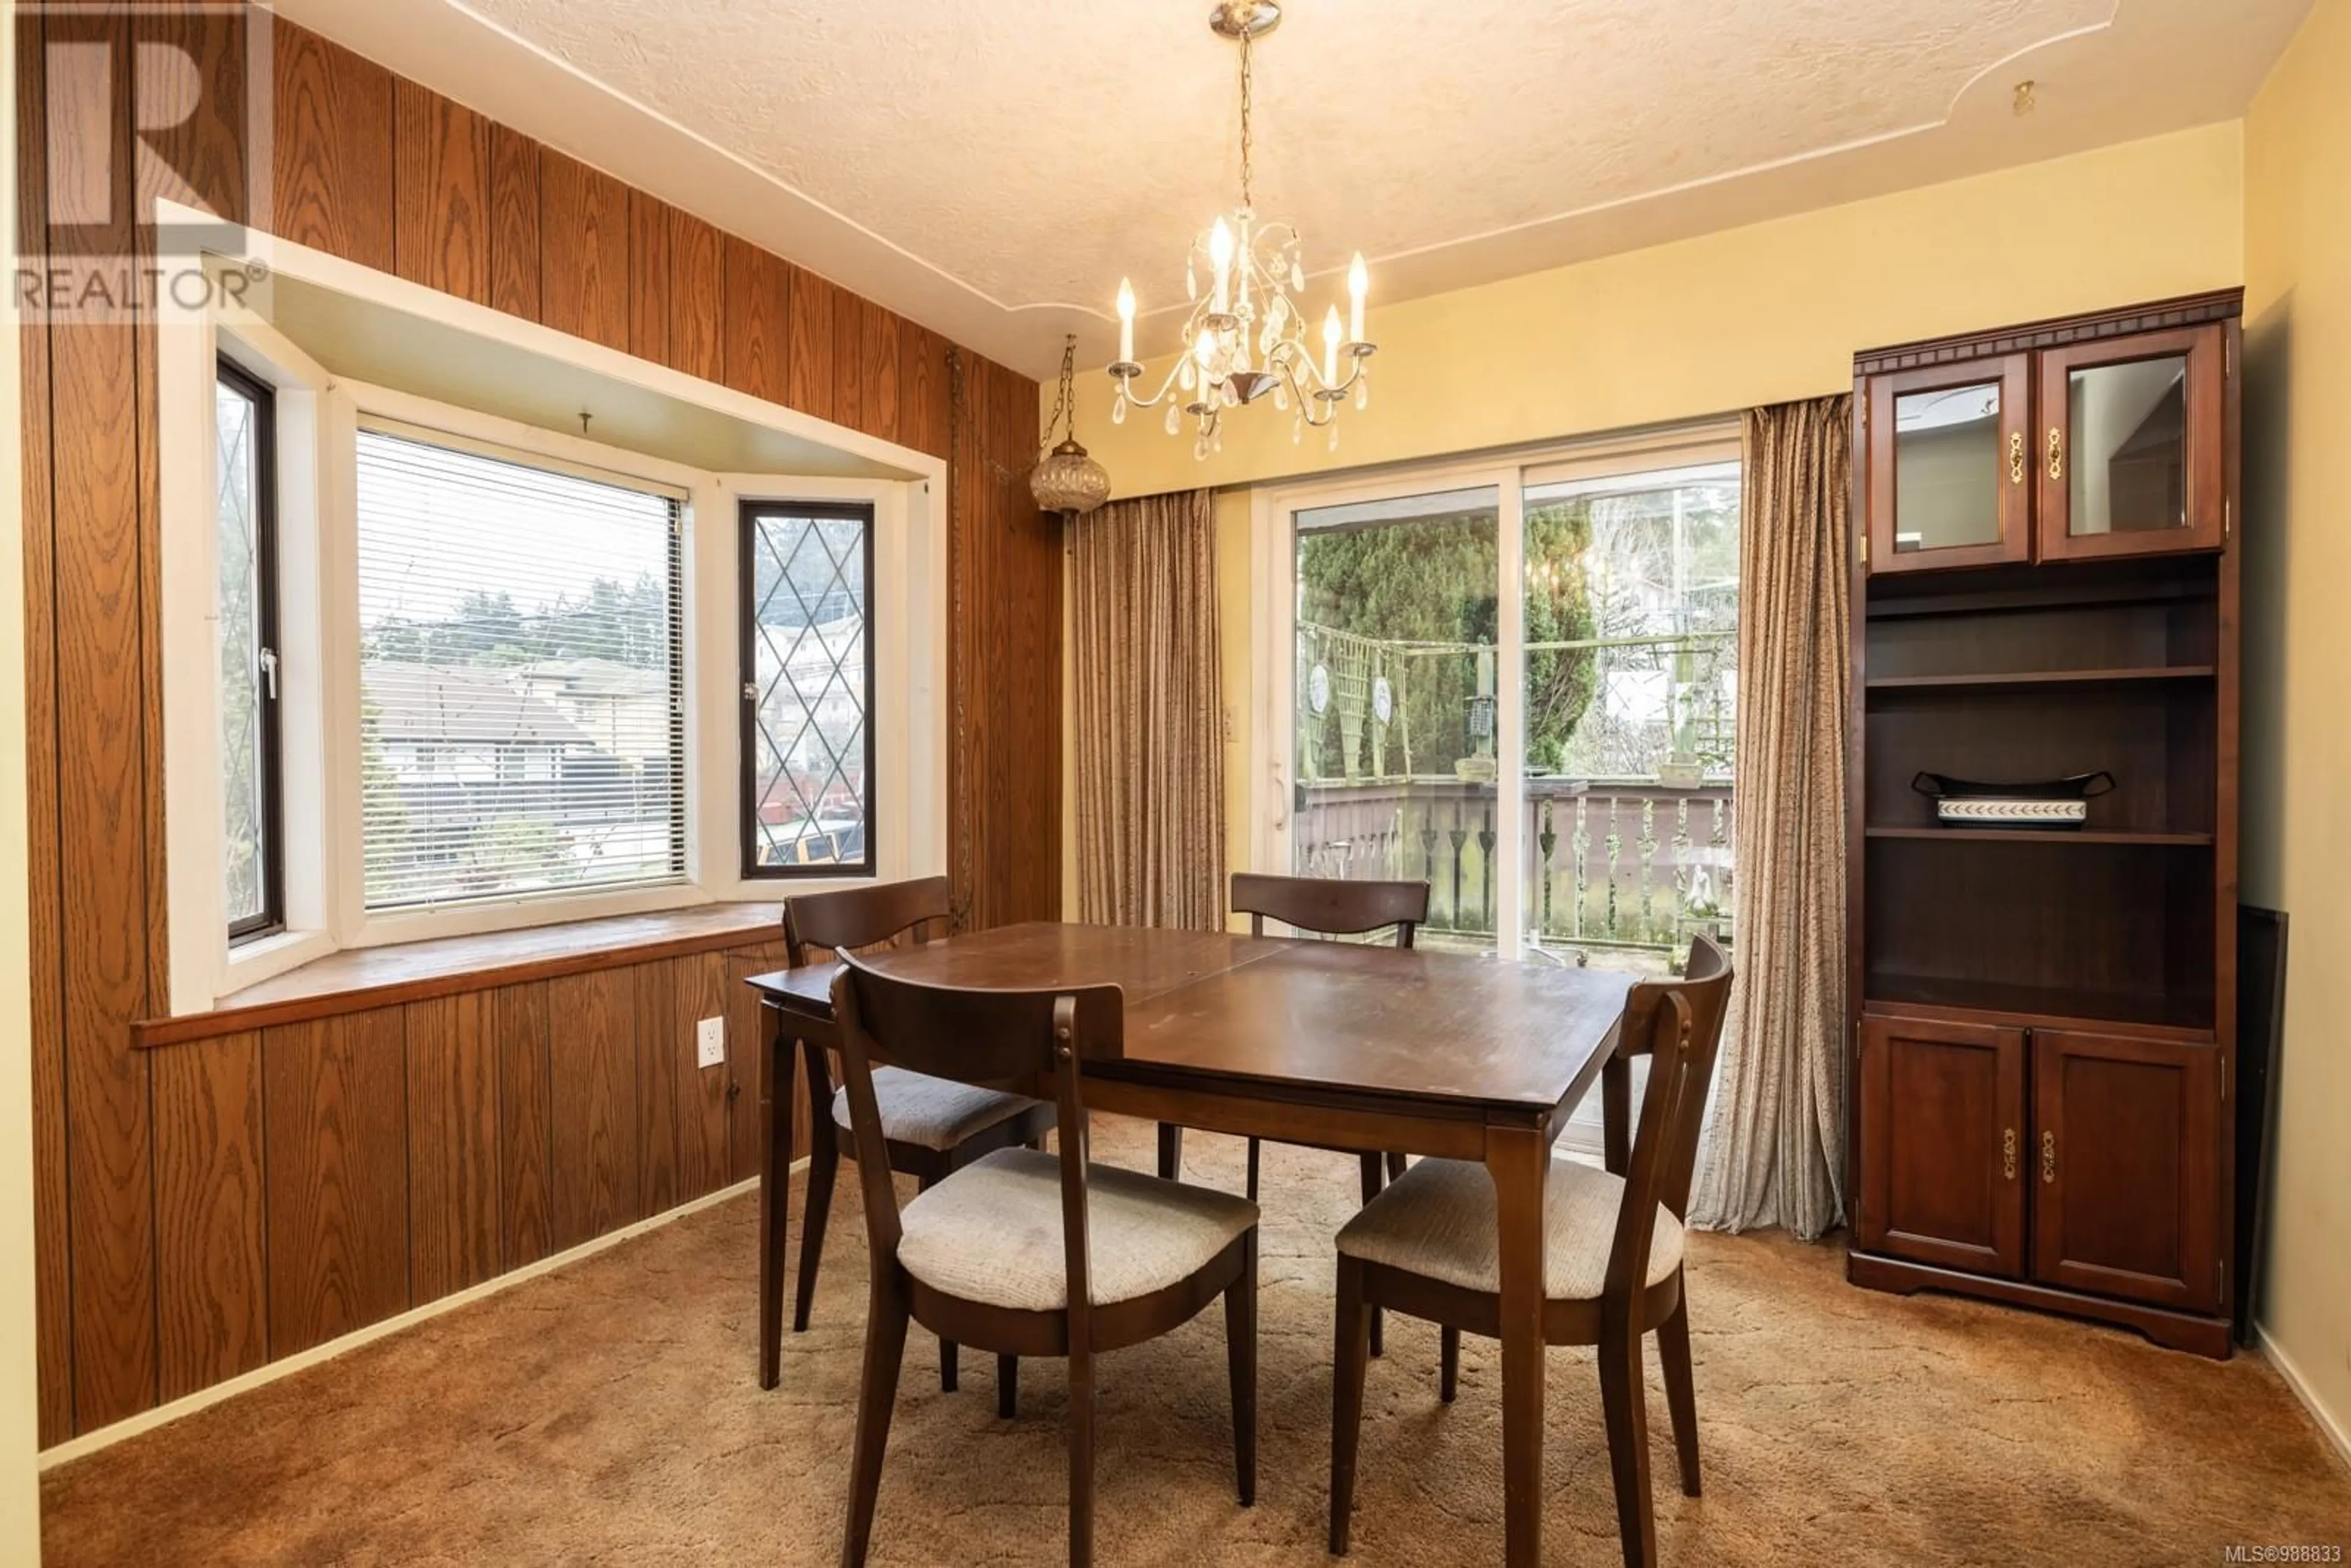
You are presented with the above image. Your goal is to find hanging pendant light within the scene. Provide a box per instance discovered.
[1031,334,1112,517]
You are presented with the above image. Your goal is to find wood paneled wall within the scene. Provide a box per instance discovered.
[139,939,801,1404]
[17,10,1058,1443]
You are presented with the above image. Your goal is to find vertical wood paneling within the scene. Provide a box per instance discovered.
[665,209,724,384]
[672,951,732,1201]
[788,267,836,421]
[628,190,671,365]
[945,352,1060,930]
[863,304,901,445]
[487,124,542,323]
[721,234,788,405]
[901,319,949,459]
[405,992,501,1303]
[392,80,491,305]
[45,5,159,1431]
[154,1037,268,1401]
[271,20,394,271]
[263,1010,410,1357]
[17,14,73,1450]
[725,943,799,1186]
[832,289,868,433]
[150,4,249,225]
[493,982,555,1270]
[538,150,630,353]
[633,961,680,1215]
[548,968,641,1248]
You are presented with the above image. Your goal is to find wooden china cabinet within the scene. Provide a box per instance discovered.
[1845,290,2242,1357]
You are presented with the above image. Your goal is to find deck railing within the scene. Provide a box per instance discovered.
[1292,776,1733,960]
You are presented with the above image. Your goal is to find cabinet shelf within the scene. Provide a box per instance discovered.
[1863,827,2213,846]
[1862,972,2214,1034]
[1864,666,2214,691]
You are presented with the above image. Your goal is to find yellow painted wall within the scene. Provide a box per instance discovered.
[2,15,49,1561]
[1060,124,2249,913]
[1071,124,2245,499]
[2243,0,2351,1462]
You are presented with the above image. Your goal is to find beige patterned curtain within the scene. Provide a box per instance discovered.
[1689,394,1852,1240]
[1073,489,1226,929]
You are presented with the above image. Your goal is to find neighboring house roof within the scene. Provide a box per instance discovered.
[509,658,669,701]
[362,662,591,748]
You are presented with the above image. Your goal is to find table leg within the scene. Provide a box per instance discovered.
[1488,1122,1549,1567]
[757,1002,795,1390]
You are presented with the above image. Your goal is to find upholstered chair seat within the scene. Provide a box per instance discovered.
[897,1148,1260,1310]
[1335,1156,1684,1302]
[830,1067,1043,1153]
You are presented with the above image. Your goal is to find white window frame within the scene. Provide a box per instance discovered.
[154,204,947,1015]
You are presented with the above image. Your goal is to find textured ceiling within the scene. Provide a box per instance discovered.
[283,0,2308,375]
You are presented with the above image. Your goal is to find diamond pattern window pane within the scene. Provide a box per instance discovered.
[744,507,871,873]
[216,369,271,933]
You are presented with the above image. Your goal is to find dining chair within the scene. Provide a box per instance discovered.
[1157,871,1428,1355]
[1326,934,1733,1568]
[782,877,1057,1405]
[831,951,1261,1568]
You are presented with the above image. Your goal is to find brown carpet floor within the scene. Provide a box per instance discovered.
[41,1118,2351,1566]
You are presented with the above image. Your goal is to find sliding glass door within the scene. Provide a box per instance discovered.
[1291,485,1500,952]
[1266,429,1739,978]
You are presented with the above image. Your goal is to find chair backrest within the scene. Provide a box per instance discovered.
[829,950,1123,1320]
[1604,934,1734,1304]
[782,875,951,967]
[1229,872,1430,948]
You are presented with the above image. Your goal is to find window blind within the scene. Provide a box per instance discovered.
[354,423,686,912]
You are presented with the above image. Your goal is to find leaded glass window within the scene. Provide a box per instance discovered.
[740,503,873,876]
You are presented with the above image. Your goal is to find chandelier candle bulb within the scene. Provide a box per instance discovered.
[1210,217,1235,314]
[1116,279,1136,366]
[1322,304,1342,385]
[1348,252,1367,343]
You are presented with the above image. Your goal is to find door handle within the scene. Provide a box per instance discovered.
[2002,1128,2017,1181]
[2040,1130,2057,1184]
[2047,426,2064,482]
[2008,431,2025,485]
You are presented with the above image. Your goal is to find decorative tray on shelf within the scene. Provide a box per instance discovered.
[1910,771,2115,830]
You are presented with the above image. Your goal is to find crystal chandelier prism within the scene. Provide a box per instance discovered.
[1108,1,1376,459]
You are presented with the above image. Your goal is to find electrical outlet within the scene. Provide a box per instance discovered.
[696,1016,725,1070]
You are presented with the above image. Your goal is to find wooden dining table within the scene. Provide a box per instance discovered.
[744,921,1636,1566]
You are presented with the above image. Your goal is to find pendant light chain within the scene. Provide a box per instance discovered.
[1239,25,1254,209]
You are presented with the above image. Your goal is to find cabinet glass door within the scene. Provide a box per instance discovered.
[2038,324,2226,560]
[1864,354,2033,573]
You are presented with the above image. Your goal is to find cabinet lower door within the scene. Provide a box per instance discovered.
[2031,1029,2221,1311]
[1858,1013,2027,1276]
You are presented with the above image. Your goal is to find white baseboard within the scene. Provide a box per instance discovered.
[2257,1322,2351,1473]
[38,1163,794,1471]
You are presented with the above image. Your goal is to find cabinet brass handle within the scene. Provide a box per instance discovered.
[2047,426,2064,482]
[2008,430,2025,484]
[2041,1130,2057,1184]
[2003,1128,2018,1180]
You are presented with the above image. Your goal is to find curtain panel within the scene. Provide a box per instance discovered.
[1690,394,1853,1240]
[1072,489,1226,930]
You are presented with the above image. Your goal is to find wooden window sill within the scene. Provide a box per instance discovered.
[134,902,785,1047]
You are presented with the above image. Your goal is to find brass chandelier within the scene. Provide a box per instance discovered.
[1108,1,1376,458]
